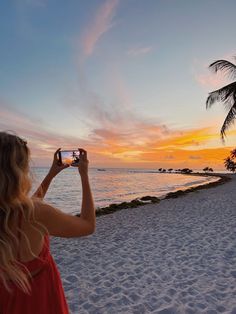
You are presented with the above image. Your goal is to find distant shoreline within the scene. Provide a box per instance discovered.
[31,168,231,216]
[76,172,232,217]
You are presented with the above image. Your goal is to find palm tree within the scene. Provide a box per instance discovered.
[224,157,236,173]
[206,57,236,140]
[224,148,236,172]
[181,168,193,174]
[203,167,214,173]
[230,148,236,158]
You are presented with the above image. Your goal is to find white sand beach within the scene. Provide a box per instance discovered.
[50,174,236,314]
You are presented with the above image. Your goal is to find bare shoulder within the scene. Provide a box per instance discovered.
[32,199,95,238]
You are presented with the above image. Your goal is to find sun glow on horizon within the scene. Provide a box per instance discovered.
[25,124,235,170]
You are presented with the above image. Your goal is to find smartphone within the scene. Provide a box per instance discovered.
[58,150,80,166]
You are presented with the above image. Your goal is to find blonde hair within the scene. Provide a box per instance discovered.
[0,132,46,294]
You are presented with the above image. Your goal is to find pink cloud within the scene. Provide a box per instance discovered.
[81,0,119,57]
[127,46,152,57]
[195,72,229,90]
[193,56,232,90]
[111,71,133,108]
[0,105,90,165]
[90,119,176,150]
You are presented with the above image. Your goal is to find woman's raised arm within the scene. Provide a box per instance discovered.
[34,148,96,238]
[32,148,69,199]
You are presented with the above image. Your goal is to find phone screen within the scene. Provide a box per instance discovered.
[59,150,80,166]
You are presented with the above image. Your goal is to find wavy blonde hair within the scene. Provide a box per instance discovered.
[0,132,47,294]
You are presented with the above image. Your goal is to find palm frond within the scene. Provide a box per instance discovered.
[209,60,236,79]
[206,82,236,109]
[224,156,236,172]
[224,156,231,165]
[230,148,236,158]
[220,104,236,139]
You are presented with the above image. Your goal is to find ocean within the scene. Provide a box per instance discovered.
[31,167,219,215]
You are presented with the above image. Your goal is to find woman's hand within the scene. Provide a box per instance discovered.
[48,148,69,178]
[78,148,89,177]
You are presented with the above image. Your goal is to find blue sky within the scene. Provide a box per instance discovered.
[0,0,236,168]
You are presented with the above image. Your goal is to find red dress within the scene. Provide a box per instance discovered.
[0,211,69,314]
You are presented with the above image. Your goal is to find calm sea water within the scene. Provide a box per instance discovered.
[31,168,219,215]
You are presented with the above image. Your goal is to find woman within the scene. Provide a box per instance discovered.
[0,132,95,313]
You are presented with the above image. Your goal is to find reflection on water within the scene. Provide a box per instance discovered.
[31,168,218,215]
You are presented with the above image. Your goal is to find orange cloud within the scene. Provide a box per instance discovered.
[1,105,235,169]
[89,125,235,169]
[137,147,231,169]
[152,127,216,149]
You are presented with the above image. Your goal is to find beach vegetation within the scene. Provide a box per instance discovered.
[206,57,236,140]
[180,168,193,174]
[91,175,231,217]
[95,196,160,216]
[224,149,236,172]
[203,167,214,173]
[230,148,236,158]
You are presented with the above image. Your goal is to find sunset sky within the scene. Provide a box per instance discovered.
[1,0,236,169]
